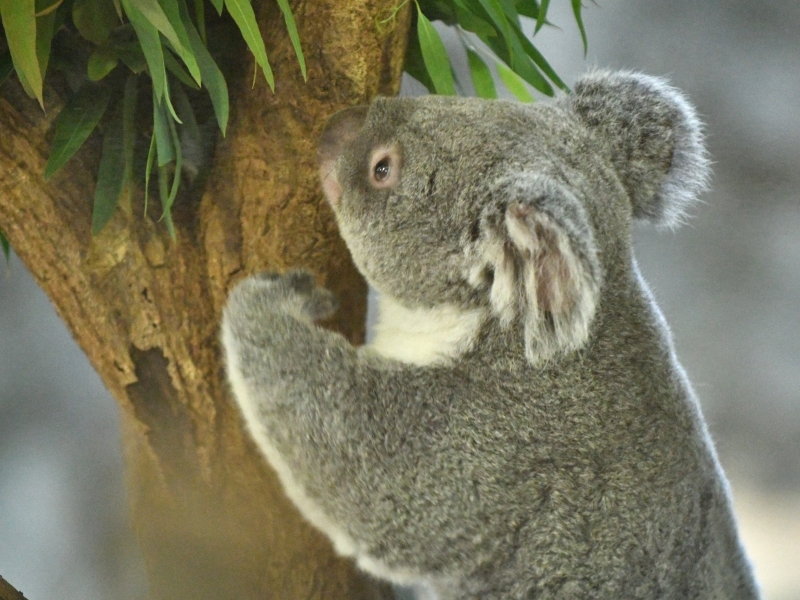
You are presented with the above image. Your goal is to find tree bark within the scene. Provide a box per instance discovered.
[0,0,411,598]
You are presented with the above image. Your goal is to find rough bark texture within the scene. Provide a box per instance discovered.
[0,0,411,598]
[0,575,28,600]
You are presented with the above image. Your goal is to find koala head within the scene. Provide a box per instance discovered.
[318,70,709,363]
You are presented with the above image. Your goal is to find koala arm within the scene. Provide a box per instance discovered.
[221,271,402,560]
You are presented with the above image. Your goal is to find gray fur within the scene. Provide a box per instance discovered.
[222,71,758,599]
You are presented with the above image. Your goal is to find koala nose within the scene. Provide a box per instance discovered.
[318,105,369,167]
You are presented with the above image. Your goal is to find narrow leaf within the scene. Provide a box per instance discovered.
[158,165,176,238]
[497,61,533,102]
[535,0,549,32]
[466,49,496,98]
[193,0,206,43]
[0,228,10,262]
[122,74,138,184]
[144,130,156,216]
[225,0,273,90]
[179,0,228,134]
[571,0,588,56]
[156,0,201,84]
[403,25,435,93]
[0,0,44,106]
[45,82,111,178]
[72,0,119,44]
[153,92,175,166]
[514,0,538,19]
[122,0,167,101]
[209,0,223,16]
[35,10,57,80]
[509,18,567,91]
[88,48,119,80]
[451,2,496,37]
[473,0,513,55]
[0,52,14,86]
[92,105,127,234]
[275,0,306,80]
[416,3,455,95]
[163,112,182,214]
[164,47,200,89]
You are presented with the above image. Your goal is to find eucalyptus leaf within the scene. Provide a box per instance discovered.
[144,130,156,216]
[122,0,167,101]
[275,0,306,80]
[92,104,127,234]
[0,229,10,262]
[514,0,538,19]
[508,18,566,91]
[164,47,200,89]
[224,0,274,90]
[403,26,436,93]
[158,165,176,238]
[209,0,223,16]
[45,82,111,178]
[35,10,57,81]
[72,0,119,44]
[451,0,496,37]
[122,74,138,184]
[466,49,496,98]
[572,0,587,56]
[193,0,206,43]
[535,0,549,32]
[153,92,175,166]
[497,61,533,102]
[179,0,228,134]
[0,0,43,106]
[164,113,182,214]
[88,48,119,80]
[156,0,202,85]
[416,3,455,95]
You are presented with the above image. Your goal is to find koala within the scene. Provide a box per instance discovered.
[221,70,760,599]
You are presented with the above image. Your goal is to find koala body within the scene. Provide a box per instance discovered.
[222,71,760,599]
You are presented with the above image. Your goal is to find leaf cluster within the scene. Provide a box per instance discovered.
[409,0,588,101]
[0,0,305,237]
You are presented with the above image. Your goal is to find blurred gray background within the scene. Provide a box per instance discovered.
[2,1,799,598]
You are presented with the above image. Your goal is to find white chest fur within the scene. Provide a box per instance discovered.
[368,294,486,366]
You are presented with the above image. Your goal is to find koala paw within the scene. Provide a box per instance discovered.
[230,269,339,322]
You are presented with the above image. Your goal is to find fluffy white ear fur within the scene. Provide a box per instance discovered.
[470,189,601,365]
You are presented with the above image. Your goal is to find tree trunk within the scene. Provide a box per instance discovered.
[0,1,411,598]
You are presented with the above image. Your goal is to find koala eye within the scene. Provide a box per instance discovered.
[368,145,400,189]
[374,158,391,182]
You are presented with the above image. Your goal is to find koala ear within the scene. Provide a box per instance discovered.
[470,176,601,365]
[569,70,710,227]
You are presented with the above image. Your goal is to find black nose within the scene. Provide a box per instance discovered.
[318,105,369,167]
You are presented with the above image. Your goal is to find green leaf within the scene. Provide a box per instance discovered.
[122,74,138,185]
[496,0,520,27]
[156,0,202,85]
[45,82,111,178]
[88,48,119,80]
[164,46,200,89]
[275,0,306,80]
[403,24,435,93]
[92,104,127,234]
[193,0,206,43]
[535,0,549,32]
[113,41,148,73]
[153,92,175,166]
[72,0,120,44]
[514,0,538,19]
[0,52,14,86]
[473,0,513,55]
[572,0,587,56]
[163,111,182,215]
[497,61,532,102]
[508,18,566,91]
[144,129,156,216]
[209,0,223,16]
[171,80,200,155]
[451,3,496,37]
[179,0,228,134]
[224,0,274,90]
[0,228,10,262]
[415,3,455,95]
[0,0,44,107]
[122,0,167,101]
[466,49,496,98]
[35,10,57,81]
